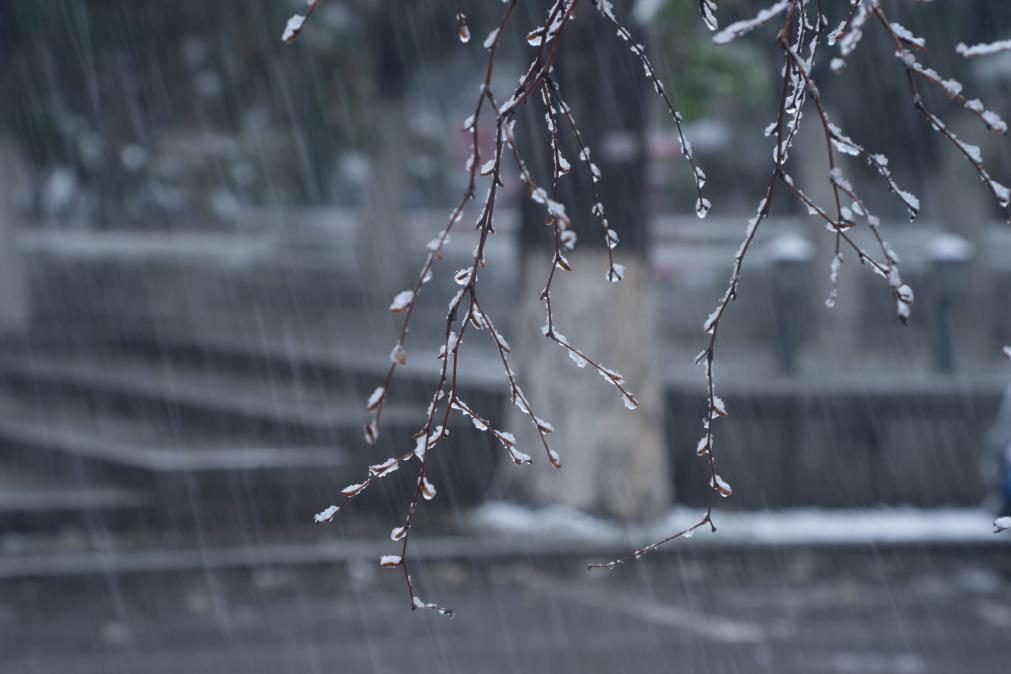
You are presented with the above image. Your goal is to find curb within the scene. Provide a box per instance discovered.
[1,532,1007,580]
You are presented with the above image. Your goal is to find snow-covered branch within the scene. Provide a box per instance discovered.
[285,0,1011,609]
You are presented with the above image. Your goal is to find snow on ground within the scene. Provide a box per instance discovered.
[471,501,1008,547]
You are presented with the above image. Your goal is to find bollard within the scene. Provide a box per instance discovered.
[927,232,974,373]
[767,233,814,374]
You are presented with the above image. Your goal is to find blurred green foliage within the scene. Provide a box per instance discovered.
[645,0,772,122]
[0,0,455,219]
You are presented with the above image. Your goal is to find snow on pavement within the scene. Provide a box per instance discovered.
[471,501,1009,547]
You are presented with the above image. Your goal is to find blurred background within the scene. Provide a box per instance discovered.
[1,1,1010,672]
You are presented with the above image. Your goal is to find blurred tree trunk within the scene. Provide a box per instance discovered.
[501,1,670,521]
[828,1,984,222]
[360,98,409,303]
[358,8,410,305]
[0,140,28,335]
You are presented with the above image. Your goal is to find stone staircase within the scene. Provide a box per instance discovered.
[0,335,504,533]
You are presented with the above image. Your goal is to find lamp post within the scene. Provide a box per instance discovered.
[927,232,974,373]
[768,232,814,374]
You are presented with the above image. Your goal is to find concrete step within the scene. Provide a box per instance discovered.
[0,464,152,530]
[0,390,346,488]
[0,349,500,456]
[8,327,505,398]
[0,383,499,529]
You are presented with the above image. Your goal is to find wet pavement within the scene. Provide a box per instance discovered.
[2,545,1010,674]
